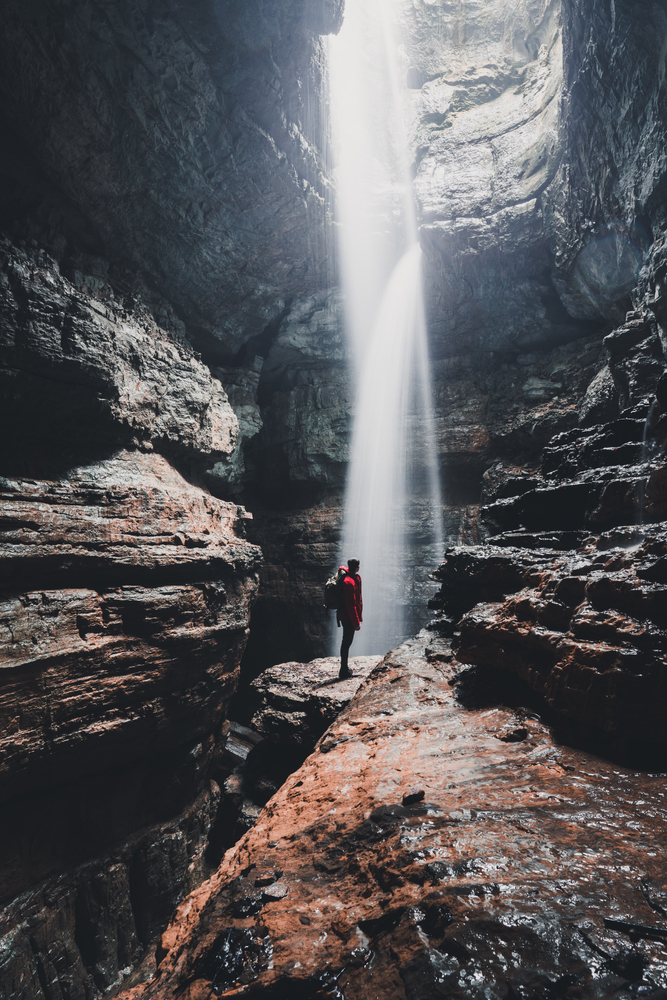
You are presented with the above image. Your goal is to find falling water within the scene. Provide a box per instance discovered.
[328,0,443,655]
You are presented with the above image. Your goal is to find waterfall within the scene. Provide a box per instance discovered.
[328,0,443,655]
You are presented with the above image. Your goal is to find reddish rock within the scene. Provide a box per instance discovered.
[124,634,667,999]
[249,655,383,746]
[0,449,256,589]
[0,450,261,996]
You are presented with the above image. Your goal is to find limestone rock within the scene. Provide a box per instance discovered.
[0,450,261,802]
[437,528,667,744]
[0,240,238,471]
[0,784,221,1000]
[249,655,383,746]
[124,635,667,999]
[546,0,667,310]
[0,0,341,351]
[250,290,351,498]
[0,450,260,996]
[404,0,573,355]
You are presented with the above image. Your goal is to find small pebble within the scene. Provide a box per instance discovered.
[262,882,289,901]
[403,789,425,805]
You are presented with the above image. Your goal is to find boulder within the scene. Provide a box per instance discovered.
[249,655,383,746]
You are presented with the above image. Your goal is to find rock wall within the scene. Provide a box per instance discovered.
[430,233,667,749]
[0,237,263,998]
[0,2,345,995]
[231,0,667,673]
[3,0,667,995]
[0,0,343,354]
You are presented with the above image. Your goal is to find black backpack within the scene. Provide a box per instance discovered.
[324,567,348,610]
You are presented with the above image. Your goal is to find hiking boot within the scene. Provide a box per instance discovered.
[338,667,353,680]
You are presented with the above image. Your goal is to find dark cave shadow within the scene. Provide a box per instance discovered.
[451,664,667,773]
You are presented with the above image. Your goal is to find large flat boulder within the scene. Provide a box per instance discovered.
[125,633,667,999]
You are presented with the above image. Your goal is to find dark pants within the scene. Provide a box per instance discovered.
[340,622,355,675]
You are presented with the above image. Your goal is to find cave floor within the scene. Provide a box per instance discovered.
[139,636,667,1000]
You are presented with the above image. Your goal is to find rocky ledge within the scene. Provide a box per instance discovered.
[436,528,667,749]
[123,633,667,1000]
[212,657,382,857]
[249,655,383,746]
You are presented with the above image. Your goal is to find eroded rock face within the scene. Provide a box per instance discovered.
[212,657,383,854]
[0,0,343,353]
[436,530,667,744]
[546,0,667,314]
[0,240,238,475]
[249,655,382,746]
[0,450,261,997]
[428,240,667,746]
[405,0,576,355]
[124,634,667,999]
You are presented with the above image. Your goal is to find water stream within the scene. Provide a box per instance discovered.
[328,0,443,655]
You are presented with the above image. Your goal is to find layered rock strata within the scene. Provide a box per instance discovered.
[124,634,667,999]
[438,530,667,747]
[248,655,382,746]
[0,239,239,478]
[0,419,261,992]
[214,657,382,852]
[429,238,667,747]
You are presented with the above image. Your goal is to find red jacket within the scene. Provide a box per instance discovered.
[336,567,363,629]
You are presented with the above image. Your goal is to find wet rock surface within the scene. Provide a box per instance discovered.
[430,242,667,759]
[126,634,667,1000]
[0,450,261,997]
[249,655,382,746]
[0,784,220,1000]
[439,529,667,747]
[212,658,381,854]
[406,0,575,356]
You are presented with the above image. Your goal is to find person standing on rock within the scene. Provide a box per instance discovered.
[337,558,362,680]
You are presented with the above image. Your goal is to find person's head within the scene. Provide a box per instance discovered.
[347,558,360,574]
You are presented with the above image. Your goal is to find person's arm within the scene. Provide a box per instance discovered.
[343,577,361,629]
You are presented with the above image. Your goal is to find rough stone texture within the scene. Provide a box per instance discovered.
[238,497,343,677]
[0,0,343,354]
[4,3,667,997]
[249,655,382,746]
[0,239,238,475]
[231,310,606,674]
[434,529,667,745]
[405,0,583,356]
[0,784,221,1000]
[246,290,350,503]
[211,658,382,856]
[545,0,667,313]
[427,239,667,744]
[124,634,667,1000]
[431,335,605,492]
[0,450,261,996]
[403,0,667,351]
